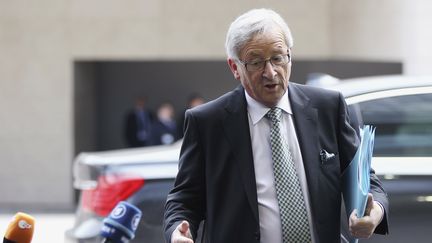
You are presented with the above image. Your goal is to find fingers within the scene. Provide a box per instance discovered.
[172,220,194,243]
[349,212,372,238]
[349,221,373,238]
[349,199,379,238]
[179,221,191,235]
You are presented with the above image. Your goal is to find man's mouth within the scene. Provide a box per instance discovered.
[265,84,278,89]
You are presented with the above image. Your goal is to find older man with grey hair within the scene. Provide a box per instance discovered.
[164,8,389,243]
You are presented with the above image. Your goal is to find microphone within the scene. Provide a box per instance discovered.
[3,212,35,243]
[100,201,142,243]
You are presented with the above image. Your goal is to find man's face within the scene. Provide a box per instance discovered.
[228,28,291,108]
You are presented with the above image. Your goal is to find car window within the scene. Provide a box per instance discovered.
[349,92,432,156]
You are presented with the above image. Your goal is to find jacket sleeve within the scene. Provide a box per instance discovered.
[164,109,206,242]
[338,92,389,234]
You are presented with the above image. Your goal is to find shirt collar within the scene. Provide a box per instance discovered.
[245,89,292,125]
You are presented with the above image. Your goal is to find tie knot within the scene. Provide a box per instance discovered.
[266,107,282,123]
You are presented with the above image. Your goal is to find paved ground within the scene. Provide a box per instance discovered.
[0,213,74,242]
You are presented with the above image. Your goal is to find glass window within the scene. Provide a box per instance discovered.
[349,93,432,156]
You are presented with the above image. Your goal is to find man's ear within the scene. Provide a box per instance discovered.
[227,58,241,80]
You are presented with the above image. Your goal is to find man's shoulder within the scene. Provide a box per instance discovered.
[289,82,343,109]
[289,83,343,103]
[188,85,245,116]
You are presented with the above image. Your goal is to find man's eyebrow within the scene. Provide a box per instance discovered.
[271,46,287,53]
[246,51,263,58]
[244,48,286,59]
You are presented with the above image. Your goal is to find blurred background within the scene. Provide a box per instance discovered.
[1,0,432,241]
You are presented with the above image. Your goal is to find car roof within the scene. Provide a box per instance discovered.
[319,75,432,97]
[76,140,182,165]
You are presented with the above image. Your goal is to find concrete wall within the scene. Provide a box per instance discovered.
[0,0,430,209]
[0,0,331,210]
[330,0,432,75]
[330,0,404,61]
[402,0,432,75]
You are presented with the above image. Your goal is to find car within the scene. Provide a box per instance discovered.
[66,75,432,243]
[65,141,181,242]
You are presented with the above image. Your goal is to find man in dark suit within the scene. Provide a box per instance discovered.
[124,97,154,147]
[164,8,389,243]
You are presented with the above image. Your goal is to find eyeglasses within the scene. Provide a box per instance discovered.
[238,53,291,72]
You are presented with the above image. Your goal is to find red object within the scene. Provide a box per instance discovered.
[81,175,144,216]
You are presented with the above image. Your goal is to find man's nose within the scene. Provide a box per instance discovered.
[262,60,277,79]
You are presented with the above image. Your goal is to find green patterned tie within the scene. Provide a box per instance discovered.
[267,107,312,243]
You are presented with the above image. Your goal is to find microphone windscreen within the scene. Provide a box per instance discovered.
[4,212,35,243]
[100,201,142,243]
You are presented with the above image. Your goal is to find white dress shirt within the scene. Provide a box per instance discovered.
[245,90,316,243]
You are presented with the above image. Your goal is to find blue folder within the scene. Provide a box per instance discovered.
[342,125,375,243]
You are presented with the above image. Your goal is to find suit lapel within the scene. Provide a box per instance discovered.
[222,86,259,222]
[289,84,320,212]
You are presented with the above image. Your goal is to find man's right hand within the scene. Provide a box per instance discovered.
[171,220,194,243]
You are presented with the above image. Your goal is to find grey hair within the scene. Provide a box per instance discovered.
[225,8,294,60]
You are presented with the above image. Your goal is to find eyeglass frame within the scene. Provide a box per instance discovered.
[237,52,291,72]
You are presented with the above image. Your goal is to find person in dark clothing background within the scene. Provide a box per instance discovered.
[177,93,205,138]
[124,97,154,147]
[151,102,178,145]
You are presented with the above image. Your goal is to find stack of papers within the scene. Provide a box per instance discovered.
[342,125,376,243]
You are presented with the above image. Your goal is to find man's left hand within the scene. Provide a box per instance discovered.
[349,193,384,239]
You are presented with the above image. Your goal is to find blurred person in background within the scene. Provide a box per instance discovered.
[151,102,178,145]
[124,97,154,147]
[177,93,205,138]
[164,8,389,243]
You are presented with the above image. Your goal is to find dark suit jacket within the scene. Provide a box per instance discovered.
[124,109,154,147]
[164,84,389,243]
